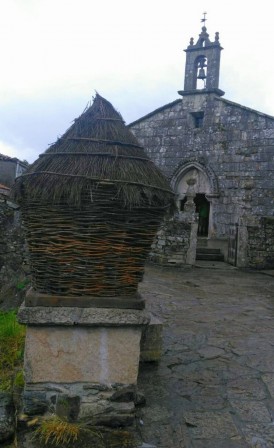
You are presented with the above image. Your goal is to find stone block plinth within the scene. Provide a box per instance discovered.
[24,325,141,385]
[18,303,151,426]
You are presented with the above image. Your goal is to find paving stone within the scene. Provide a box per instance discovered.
[192,436,249,447]
[262,374,274,398]
[183,411,239,439]
[222,362,261,380]
[227,378,268,400]
[242,422,274,447]
[136,266,274,446]
[229,400,272,423]
[245,354,274,373]
[197,346,226,359]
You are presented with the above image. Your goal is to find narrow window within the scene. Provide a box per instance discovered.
[191,112,204,128]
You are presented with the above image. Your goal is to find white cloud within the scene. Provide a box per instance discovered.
[1,0,274,162]
[0,139,34,162]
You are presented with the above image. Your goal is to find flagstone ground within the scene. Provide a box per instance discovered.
[135,263,274,448]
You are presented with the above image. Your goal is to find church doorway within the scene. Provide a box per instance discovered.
[194,194,210,237]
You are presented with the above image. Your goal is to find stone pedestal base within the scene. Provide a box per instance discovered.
[18,304,150,426]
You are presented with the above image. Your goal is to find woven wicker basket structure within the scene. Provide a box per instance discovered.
[14,94,173,307]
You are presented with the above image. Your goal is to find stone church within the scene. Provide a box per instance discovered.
[129,24,274,269]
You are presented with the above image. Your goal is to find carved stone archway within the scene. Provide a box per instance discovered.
[171,161,219,238]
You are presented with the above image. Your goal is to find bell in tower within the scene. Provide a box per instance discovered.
[178,16,225,97]
[197,67,206,80]
[196,56,207,84]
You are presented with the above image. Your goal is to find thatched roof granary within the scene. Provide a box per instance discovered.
[14,94,173,307]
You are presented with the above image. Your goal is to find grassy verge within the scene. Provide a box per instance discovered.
[0,310,25,391]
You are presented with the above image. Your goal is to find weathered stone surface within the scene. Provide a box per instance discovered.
[0,201,28,309]
[183,411,238,439]
[134,265,274,447]
[55,394,80,421]
[197,346,226,359]
[109,385,136,402]
[140,315,163,362]
[24,326,142,384]
[18,303,150,326]
[193,437,249,447]
[227,378,268,400]
[241,422,274,447]
[79,400,135,427]
[23,390,48,415]
[247,217,274,269]
[229,400,272,423]
[262,374,274,398]
[0,392,15,443]
[149,215,195,266]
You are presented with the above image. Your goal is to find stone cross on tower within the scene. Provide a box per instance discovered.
[179,16,225,97]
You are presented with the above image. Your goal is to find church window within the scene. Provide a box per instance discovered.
[191,112,204,128]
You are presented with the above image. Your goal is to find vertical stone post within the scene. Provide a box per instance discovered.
[183,178,198,265]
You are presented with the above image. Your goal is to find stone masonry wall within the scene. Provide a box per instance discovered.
[129,95,274,239]
[149,216,192,266]
[247,217,274,269]
[0,198,28,308]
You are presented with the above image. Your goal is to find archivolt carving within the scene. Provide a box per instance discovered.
[171,159,219,195]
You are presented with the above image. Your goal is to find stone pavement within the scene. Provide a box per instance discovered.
[135,263,274,448]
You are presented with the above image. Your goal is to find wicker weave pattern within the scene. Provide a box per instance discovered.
[23,187,164,296]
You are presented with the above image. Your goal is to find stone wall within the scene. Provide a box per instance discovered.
[247,217,274,269]
[149,213,197,266]
[129,94,274,239]
[0,197,28,308]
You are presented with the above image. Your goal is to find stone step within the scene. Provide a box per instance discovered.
[196,248,222,255]
[196,253,224,261]
[196,247,224,261]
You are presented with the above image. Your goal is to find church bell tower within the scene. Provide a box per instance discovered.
[179,15,224,97]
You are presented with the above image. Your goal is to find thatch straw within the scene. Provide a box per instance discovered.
[13,93,173,207]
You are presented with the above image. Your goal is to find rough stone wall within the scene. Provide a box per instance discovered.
[247,217,274,269]
[0,160,16,188]
[149,216,192,266]
[129,94,274,239]
[0,199,28,308]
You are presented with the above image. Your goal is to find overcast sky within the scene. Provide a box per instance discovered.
[1,0,274,163]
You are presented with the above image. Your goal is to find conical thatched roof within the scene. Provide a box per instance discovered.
[14,94,173,207]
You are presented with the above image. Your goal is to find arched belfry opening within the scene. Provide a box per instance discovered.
[178,17,225,97]
[171,161,219,238]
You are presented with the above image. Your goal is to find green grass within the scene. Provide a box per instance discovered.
[0,310,26,391]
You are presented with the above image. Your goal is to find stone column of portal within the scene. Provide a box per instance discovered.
[181,178,198,265]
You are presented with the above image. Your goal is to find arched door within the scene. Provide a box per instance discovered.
[171,162,219,239]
